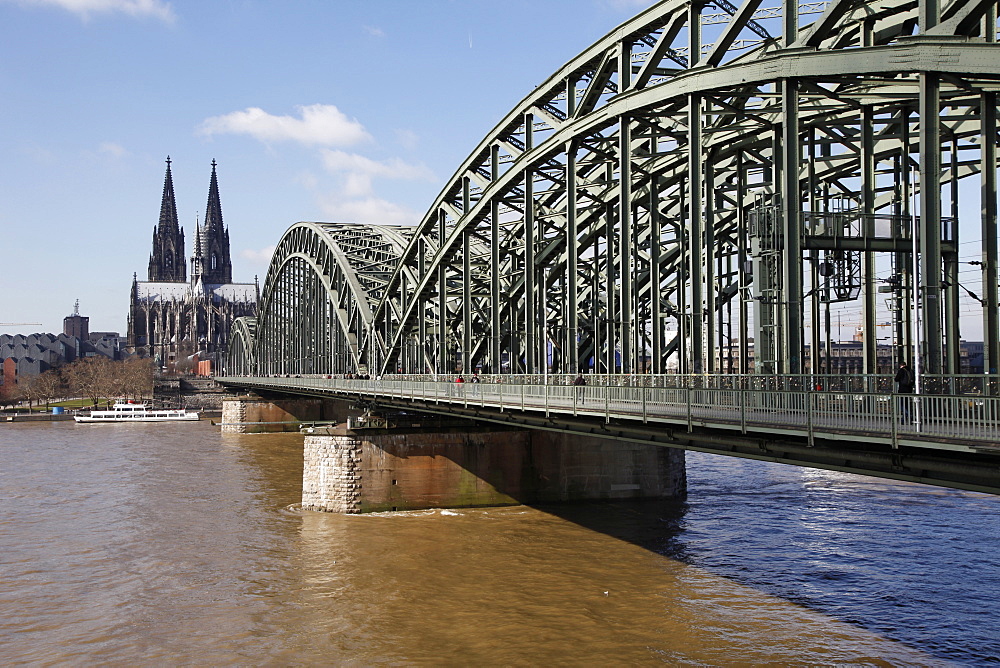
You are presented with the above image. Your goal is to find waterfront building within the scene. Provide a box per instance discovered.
[0,314,123,390]
[126,158,257,372]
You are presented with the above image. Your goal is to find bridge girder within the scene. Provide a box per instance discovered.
[233,0,1000,380]
[229,222,411,375]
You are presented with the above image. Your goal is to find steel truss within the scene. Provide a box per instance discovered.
[231,0,1000,380]
[230,222,412,375]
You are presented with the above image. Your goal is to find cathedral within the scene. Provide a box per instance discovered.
[127,158,257,373]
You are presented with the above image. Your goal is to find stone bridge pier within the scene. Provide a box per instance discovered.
[301,421,686,514]
[222,397,686,513]
[221,394,356,433]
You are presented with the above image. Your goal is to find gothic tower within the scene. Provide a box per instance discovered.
[192,159,233,284]
[129,157,256,366]
[147,157,186,282]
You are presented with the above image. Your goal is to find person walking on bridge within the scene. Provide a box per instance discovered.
[895,362,915,421]
[573,374,586,404]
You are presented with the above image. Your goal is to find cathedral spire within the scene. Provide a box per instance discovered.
[204,159,223,234]
[198,159,232,284]
[160,157,179,230]
[148,156,186,282]
[191,213,204,280]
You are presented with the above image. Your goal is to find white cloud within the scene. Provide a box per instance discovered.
[321,150,429,179]
[208,113,432,228]
[320,149,434,197]
[317,195,421,227]
[240,245,276,266]
[309,150,434,226]
[199,104,371,147]
[363,25,385,38]
[10,0,175,21]
[97,141,128,158]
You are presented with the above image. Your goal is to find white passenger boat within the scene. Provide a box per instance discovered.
[74,402,200,423]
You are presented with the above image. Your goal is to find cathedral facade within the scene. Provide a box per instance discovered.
[127,158,257,372]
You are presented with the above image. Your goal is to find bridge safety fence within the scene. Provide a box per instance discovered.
[220,375,1000,447]
[354,373,1000,396]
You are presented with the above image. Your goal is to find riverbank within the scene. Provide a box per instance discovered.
[3,413,75,422]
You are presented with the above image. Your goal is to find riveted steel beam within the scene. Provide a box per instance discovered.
[233,1,1000,389]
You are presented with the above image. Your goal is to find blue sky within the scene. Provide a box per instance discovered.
[0,0,652,334]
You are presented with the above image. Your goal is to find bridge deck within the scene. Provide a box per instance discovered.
[218,376,1000,453]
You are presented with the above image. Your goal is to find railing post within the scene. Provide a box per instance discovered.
[544,381,549,417]
[605,383,610,423]
[807,390,814,447]
[642,385,647,423]
[891,388,898,448]
[740,387,746,434]
[687,386,693,433]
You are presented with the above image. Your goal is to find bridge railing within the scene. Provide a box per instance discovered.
[219,375,1000,448]
[383,373,999,395]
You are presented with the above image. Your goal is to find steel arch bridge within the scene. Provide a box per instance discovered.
[229,0,1000,381]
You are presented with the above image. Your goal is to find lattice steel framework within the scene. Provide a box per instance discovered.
[230,222,412,375]
[226,316,257,376]
[231,0,1000,380]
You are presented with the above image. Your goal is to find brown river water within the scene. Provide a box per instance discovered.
[2,421,998,665]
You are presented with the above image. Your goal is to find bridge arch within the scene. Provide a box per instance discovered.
[240,0,1000,379]
[227,316,257,376]
[370,0,1000,378]
[228,222,411,375]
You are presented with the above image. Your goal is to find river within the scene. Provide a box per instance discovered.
[1,421,997,665]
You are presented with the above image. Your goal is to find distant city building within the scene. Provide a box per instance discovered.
[714,337,983,375]
[0,313,124,390]
[126,158,257,373]
[63,300,89,340]
[964,341,985,374]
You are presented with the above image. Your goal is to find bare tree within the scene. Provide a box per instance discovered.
[105,361,129,400]
[0,382,24,410]
[20,375,43,410]
[24,371,62,409]
[61,357,156,407]
[64,357,114,407]
[123,357,154,401]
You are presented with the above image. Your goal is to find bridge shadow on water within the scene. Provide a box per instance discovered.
[526,498,692,563]
[538,454,1000,666]
[234,429,999,664]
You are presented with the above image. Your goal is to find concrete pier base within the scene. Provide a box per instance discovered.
[221,396,355,433]
[302,426,686,513]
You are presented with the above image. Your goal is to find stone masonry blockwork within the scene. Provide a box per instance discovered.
[301,427,687,514]
[302,432,362,513]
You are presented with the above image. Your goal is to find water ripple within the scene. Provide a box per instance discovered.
[1,423,996,664]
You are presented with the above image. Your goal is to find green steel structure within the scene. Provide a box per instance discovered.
[229,0,1000,382]
[227,222,412,376]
